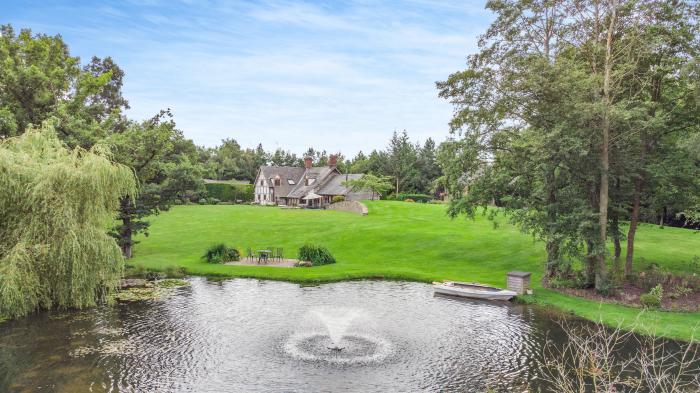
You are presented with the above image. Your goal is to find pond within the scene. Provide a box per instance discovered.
[0,278,692,392]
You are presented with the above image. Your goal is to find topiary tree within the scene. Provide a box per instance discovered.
[0,125,137,319]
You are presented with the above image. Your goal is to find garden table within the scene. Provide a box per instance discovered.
[257,249,272,263]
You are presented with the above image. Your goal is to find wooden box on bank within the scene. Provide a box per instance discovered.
[507,271,532,295]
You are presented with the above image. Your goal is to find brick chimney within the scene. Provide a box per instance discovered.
[328,154,337,168]
[304,156,313,169]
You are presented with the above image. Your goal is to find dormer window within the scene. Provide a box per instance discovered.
[274,177,281,186]
[306,178,316,186]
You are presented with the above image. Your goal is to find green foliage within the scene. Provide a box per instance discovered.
[436,0,700,291]
[331,195,345,204]
[548,272,590,290]
[389,193,433,203]
[209,198,220,205]
[204,182,254,202]
[163,265,187,278]
[0,126,137,319]
[198,198,208,205]
[0,25,130,147]
[203,243,240,263]
[342,173,392,200]
[298,244,336,266]
[640,285,664,309]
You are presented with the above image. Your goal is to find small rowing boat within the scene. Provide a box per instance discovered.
[432,281,517,301]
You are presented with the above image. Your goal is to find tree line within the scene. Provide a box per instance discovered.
[437,0,699,291]
[198,130,444,197]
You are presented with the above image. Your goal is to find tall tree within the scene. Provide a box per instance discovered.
[108,110,203,258]
[387,130,418,194]
[0,125,136,319]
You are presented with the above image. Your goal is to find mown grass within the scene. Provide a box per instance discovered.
[130,201,700,341]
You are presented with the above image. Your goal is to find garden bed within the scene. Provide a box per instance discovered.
[546,281,699,312]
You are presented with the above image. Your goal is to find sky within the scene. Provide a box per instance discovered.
[4,0,493,155]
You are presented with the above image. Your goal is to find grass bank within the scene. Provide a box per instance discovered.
[130,201,700,341]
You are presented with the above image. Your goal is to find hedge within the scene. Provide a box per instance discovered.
[387,193,434,203]
[204,183,254,203]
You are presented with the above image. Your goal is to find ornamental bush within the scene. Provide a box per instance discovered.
[203,243,240,263]
[640,284,663,308]
[298,244,336,266]
[331,195,345,203]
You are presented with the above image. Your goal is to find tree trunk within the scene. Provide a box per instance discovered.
[545,170,559,277]
[659,206,666,228]
[611,213,621,260]
[120,217,133,259]
[545,240,560,278]
[625,179,641,276]
[585,240,596,287]
[595,1,617,292]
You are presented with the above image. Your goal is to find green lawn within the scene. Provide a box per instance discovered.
[130,201,700,341]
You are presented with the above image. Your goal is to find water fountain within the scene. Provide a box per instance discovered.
[284,307,392,364]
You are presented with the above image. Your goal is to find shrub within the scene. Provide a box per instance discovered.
[209,198,220,205]
[404,198,415,203]
[203,243,240,263]
[124,264,148,279]
[640,284,663,308]
[145,271,163,281]
[198,198,208,205]
[163,265,186,278]
[331,195,345,204]
[172,199,183,205]
[298,244,336,266]
[392,193,433,203]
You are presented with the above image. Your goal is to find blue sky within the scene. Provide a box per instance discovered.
[5,0,492,155]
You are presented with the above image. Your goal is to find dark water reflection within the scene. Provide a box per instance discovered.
[0,278,692,392]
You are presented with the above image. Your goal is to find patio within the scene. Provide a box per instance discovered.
[225,258,298,268]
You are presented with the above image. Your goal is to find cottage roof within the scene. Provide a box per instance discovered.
[317,173,363,196]
[286,167,337,198]
[258,166,305,198]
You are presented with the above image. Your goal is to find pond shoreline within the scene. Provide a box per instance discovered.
[128,268,700,343]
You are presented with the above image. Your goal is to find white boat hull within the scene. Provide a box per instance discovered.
[433,282,517,301]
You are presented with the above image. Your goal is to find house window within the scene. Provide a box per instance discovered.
[306,178,316,186]
[274,178,281,186]
[287,179,295,185]
[259,180,264,186]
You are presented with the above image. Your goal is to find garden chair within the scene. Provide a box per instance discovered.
[275,247,283,262]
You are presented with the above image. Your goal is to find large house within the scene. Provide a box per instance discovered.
[254,155,372,207]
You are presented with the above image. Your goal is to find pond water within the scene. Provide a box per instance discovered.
[0,278,691,392]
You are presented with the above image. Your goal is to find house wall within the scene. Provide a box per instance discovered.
[254,176,275,205]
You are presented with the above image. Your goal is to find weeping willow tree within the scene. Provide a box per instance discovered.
[0,124,137,319]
